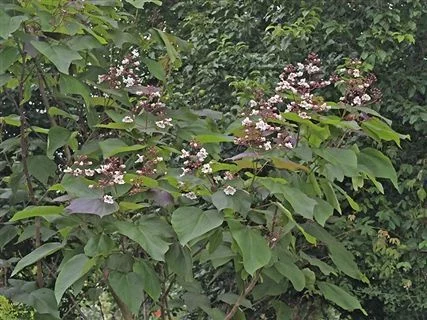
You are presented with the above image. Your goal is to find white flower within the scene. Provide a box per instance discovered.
[156,157,163,162]
[155,120,166,128]
[361,94,371,101]
[180,149,190,159]
[135,154,144,163]
[353,96,362,105]
[213,175,223,183]
[73,168,82,176]
[255,120,270,131]
[201,163,212,174]
[63,166,73,173]
[297,63,305,70]
[352,69,360,77]
[113,173,125,185]
[183,192,197,200]
[223,185,236,196]
[298,111,311,119]
[249,100,257,108]
[180,167,191,177]
[164,118,173,126]
[122,116,134,123]
[121,58,129,65]
[264,141,272,150]
[284,142,294,149]
[224,171,234,180]
[196,148,209,162]
[268,94,283,104]
[123,77,135,87]
[131,49,139,58]
[250,109,259,116]
[85,169,95,177]
[103,195,114,204]
[306,64,320,74]
[241,117,252,126]
[88,184,94,189]
[116,66,124,76]
[97,75,105,84]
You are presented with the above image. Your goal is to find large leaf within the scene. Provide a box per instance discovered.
[31,41,82,74]
[211,190,251,214]
[47,126,72,159]
[99,138,144,158]
[318,282,367,315]
[303,223,365,282]
[133,260,161,301]
[11,242,64,277]
[357,148,398,189]
[66,198,119,217]
[11,206,63,221]
[229,221,271,275]
[54,254,92,303]
[59,75,91,106]
[315,148,359,178]
[142,57,166,81]
[172,207,223,245]
[84,234,116,257]
[115,216,172,261]
[275,260,305,292]
[0,225,18,249]
[14,288,59,318]
[109,271,144,315]
[165,243,193,281]
[28,155,57,185]
[281,186,317,219]
[125,0,162,9]
[0,46,19,74]
[0,10,27,39]
[361,118,402,146]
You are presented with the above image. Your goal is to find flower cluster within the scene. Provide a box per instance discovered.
[337,59,382,107]
[98,49,142,89]
[129,147,163,194]
[179,141,212,176]
[132,86,165,116]
[63,156,126,188]
[276,53,337,118]
[235,105,295,151]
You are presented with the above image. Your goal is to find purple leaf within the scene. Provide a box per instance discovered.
[148,189,174,207]
[225,152,259,161]
[66,198,119,217]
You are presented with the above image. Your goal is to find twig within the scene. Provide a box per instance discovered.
[224,270,261,320]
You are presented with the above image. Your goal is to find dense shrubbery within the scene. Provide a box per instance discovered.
[0,0,425,319]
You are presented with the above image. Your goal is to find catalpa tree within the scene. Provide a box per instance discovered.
[0,1,406,319]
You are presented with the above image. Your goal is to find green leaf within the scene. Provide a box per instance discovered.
[271,301,292,320]
[319,179,341,214]
[211,190,251,214]
[31,41,82,74]
[281,186,317,219]
[54,254,92,303]
[318,282,367,315]
[142,58,166,81]
[59,75,91,106]
[313,199,334,226]
[361,118,402,146]
[115,216,172,261]
[47,126,72,159]
[28,155,57,185]
[300,252,337,276]
[303,223,365,282]
[275,202,316,244]
[275,260,305,291]
[109,271,144,314]
[99,138,144,158]
[315,148,359,178]
[14,288,59,319]
[0,47,19,74]
[165,243,193,281]
[84,234,116,257]
[357,148,398,189]
[0,11,27,39]
[229,221,271,275]
[0,225,18,249]
[11,206,63,221]
[133,260,161,301]
[11,242,64,277]
[194,134,234,143]
[125,0,162,9]
[172,207,223,245]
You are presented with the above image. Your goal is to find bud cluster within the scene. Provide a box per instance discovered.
[98,49,142,89]
[179,141,212,177]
